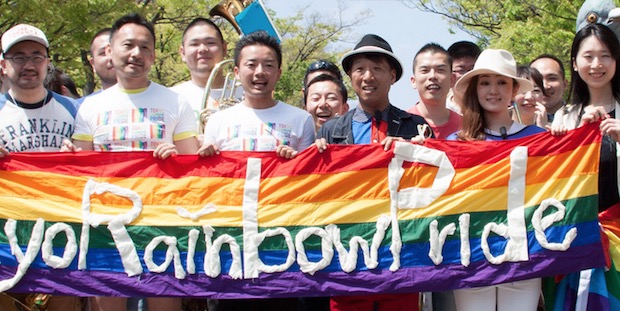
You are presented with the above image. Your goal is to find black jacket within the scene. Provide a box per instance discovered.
[317,105,432,144]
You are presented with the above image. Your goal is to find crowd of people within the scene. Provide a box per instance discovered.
[0,9,618,311]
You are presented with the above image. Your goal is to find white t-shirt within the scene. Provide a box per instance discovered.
[203,101,315,152]
[0,91,78,152]
[170,80,244,129]
[73,82,197,151]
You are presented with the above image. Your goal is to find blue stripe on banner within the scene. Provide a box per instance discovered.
[0,220,600,275]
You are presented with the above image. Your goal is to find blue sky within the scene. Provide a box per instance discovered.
[264,0,476,110]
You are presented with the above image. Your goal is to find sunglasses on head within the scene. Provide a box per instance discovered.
[307,60,340,74]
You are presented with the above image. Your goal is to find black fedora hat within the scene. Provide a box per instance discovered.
[341,34,403,81]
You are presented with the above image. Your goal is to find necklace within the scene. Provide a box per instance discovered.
[6,90,51,109]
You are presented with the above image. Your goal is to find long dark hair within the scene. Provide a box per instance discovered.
[569,23,620,107]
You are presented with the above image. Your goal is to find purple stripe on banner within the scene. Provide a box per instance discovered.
[4,243,605,298]
[561,290,610,311]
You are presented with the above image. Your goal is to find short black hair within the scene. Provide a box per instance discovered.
[529,54,566,77]
[90,28,111,56]
[413,42,452,71]
[304,73,348,106]
[181,18,224,45]
[110,13,155,45]
[233,31,281,68]
[447,41,481,60]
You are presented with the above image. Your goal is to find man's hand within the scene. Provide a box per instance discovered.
[380,136,406,151]
[276,145,298,159]
[197,143,220,157]
[314,138,328,153]
[60,139,82,152]
[0,146,9,158]
[153,143,178,159]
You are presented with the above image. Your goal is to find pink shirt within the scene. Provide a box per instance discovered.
[407,104,462,139]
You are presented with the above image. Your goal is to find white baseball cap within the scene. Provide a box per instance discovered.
[2,24,49,54]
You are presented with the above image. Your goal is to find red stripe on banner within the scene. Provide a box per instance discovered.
[425,122,601,169]
[0,124,601,179]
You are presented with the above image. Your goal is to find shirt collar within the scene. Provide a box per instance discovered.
[352,106,389,123]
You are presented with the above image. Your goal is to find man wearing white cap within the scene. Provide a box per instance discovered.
[0,23,82,310]
[0,24,78,157]
[316,33,428,311]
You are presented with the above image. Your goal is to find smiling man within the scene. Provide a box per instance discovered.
[530,54,568,118]
[303,73,349,130]
[0,23,80,311]
[0,24,78,157]
[317,34,430,152]
[408,43,461,139]
[198,30,314,160]
[316,34,430,310]
[67,15,199,309]
[171,18,242,128]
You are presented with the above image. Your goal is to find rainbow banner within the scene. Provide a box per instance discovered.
[0,124,606,298]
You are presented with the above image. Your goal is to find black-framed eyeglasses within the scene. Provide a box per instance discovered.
[4,54,48,64]
[307,60,341,78]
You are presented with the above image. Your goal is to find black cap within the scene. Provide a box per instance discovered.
[341,34,403,81]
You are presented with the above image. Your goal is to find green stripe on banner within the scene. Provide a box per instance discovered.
[0,195,597,252]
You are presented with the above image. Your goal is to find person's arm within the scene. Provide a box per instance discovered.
[72,139,94,151]
[175,137,198,154]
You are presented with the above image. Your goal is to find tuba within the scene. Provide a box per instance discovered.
[199,0,282,132]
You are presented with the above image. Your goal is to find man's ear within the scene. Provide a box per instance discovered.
[179,45,186,63]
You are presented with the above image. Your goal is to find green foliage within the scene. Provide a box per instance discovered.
[403,0,589,74]
[0,0,362,106]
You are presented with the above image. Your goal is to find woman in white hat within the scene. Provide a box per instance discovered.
[449,49,545,141]
[448,49,545,311]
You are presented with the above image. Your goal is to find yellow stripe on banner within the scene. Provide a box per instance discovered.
[605,229,620,271]
[0,174,596,227]
[445,143,598,195]
[256,174,599,227]
[396,173,599,220]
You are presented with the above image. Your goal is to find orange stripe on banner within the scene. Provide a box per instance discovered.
[444,143,599,195]
[0,173,596,227]
[259,166,439,205]
[0,171,246,206]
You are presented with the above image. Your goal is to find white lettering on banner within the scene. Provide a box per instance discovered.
[203,225,242,279]
[532,199,577,250]
[0,219,44,292]
[42,223,77,269]
[0,148,582,291]
[79,179,144,276]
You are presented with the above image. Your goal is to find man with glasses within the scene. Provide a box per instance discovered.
[0,24,78,158]
[0,24,81,310]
